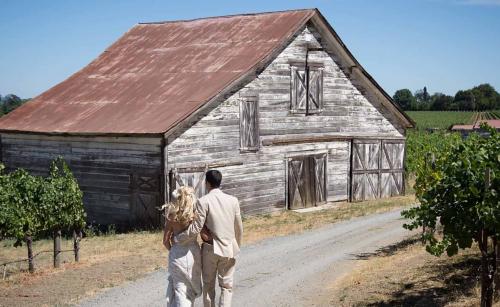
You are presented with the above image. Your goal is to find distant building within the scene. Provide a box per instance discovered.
[451,120,500,137]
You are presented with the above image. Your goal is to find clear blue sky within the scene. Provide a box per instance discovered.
[1,0,499,99]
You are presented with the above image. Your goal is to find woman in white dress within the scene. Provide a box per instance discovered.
[163,187,202,307]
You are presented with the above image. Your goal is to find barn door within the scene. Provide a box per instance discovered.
[351,140,405,201]
[168,169,206,200]
[380,141,405,197]
[130,172,161,228]
[288,153,326,209]
[351,140,380,201]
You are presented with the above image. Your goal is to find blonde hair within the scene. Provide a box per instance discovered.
[164,186,197,226]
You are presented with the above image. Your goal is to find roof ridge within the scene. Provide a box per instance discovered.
[138,8,316,25]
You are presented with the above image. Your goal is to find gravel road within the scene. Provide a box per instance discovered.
[79,209,412,307]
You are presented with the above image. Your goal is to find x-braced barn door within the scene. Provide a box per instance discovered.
[288,154,327,209]
[168,168,206,200]
[131,172,161,228]
[351,140,405,201]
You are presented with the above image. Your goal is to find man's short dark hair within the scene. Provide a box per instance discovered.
[205,170,222,188]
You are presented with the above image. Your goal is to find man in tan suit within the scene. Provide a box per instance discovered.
[175,170,243,307]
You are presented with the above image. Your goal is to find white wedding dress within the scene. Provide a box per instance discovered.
[166,233,202,307]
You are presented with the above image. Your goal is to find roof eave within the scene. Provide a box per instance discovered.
[310,9,415,129]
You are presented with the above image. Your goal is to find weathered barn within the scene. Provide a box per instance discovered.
[0,9,414,228]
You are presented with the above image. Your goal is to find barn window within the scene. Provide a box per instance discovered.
[290,66,324,114]
[239,96,259,151]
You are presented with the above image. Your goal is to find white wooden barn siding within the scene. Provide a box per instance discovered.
[167,24,404,214]
[0,133,162,226]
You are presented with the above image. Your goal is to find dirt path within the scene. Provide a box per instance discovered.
[79,209,413,307]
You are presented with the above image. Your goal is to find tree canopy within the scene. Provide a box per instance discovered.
[393,84,500,111]
[0,93,29,116]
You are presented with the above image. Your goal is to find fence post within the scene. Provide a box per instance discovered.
[26,236,34,273]
[53,230,61,268]
[73,229,81,262]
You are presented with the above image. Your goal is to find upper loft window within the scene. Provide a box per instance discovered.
[290,65,324,114]
[239,96,259,152]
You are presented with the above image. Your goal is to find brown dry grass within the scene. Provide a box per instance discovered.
[324,237,500,307]
[0,195,415,306]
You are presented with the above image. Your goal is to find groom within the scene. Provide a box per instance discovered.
[175,169,243,307]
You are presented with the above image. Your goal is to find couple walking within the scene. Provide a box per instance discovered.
[163,170,243,307]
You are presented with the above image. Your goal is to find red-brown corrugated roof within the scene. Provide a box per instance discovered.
[473,119,500,129]
[0,9,315,135]
[451,119,500,131]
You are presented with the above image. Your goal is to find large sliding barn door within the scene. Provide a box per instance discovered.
[168,169,206,200]
[351,140,405,201]
[380,141,405,198]
[288,154,327,209]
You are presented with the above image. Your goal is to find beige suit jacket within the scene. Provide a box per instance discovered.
[175,188,243,258]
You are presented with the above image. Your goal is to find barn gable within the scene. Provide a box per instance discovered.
[167,21,408,214]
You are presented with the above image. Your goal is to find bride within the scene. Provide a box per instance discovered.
[163,186,202,306]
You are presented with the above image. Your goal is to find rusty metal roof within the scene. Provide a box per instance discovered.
[0,9,315,135]
[451,120,500,130]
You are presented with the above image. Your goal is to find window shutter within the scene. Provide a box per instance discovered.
[239,96,259,151]
[290,65,324,114]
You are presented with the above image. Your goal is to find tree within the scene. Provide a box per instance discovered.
[454,90,476,111]
[0,167,45,272]
[0,158,86,270]
[40,157,85,267]
[393,89,416,110]
[471,84,499,111]
[414,87,432,110]
[402,125,499,306]
[430,93,453,111]
[1,94,22,114]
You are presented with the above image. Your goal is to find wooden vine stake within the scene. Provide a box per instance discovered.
[26,235,35,273]
[480,168,495,307]
[73,229,82,262]
[53,230,61,268]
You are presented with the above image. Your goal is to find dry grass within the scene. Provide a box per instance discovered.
[0,195,415,306]
[325,237,500,307]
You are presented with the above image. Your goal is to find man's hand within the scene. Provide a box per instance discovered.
[201,225,213,243]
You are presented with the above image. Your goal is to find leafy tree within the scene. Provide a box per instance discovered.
[413,87,432,110]
[471,84,499,111]
[40,157,85,267]
[0,167,45,272]
[454,90,476,111]
[430,93,453,111]
[393,89,415,110]
[1,94,22,114]
[0,158,86,271]
[0,94,30,116]
[415,86,430,103]
[402,125,499,306]
[40,157,86,234]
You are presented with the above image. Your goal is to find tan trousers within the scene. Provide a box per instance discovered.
[202,243,236,307]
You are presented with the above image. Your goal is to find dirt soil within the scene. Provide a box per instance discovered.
[323,238,500,307]
[0,195,415,307]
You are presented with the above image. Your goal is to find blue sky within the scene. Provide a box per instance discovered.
[1,0,499,99]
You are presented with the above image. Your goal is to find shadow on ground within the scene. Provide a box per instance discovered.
[364,255,482,307]
[349,236,500,307]
[351,236,421,260]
